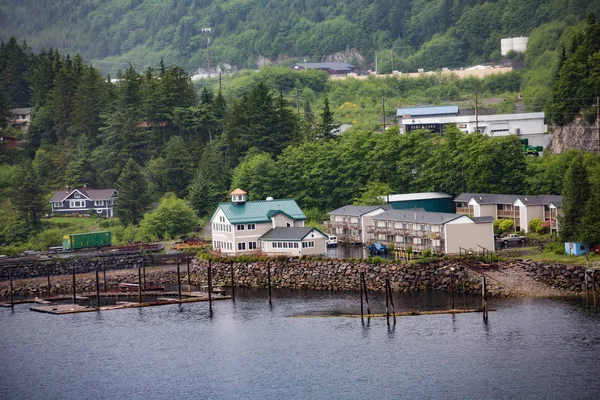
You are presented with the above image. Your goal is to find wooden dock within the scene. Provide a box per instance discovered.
[292,308,495,319]
[30,294,232,315]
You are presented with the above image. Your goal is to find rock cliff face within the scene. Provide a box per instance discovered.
[549,118,599,153]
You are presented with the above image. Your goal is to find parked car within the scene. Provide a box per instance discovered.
[326,235,338,247]
[500,233,526,246]
[369,242,388,255]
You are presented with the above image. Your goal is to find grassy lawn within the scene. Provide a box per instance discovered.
[41,217,113,233]
[515,252,600,265]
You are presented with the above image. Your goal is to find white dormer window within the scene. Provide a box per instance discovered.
[74,192,81,199]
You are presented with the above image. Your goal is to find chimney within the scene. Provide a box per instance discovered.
[66,185,69,193]
[83,183,87,189]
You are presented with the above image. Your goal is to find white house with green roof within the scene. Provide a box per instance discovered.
[210,189,325,256]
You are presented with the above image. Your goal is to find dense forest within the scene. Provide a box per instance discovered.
[1,4,600,253]
[1,0,599,75]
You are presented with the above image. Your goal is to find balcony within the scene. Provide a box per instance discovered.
[497,210,514,218]
[456,207,469,215]
[325,221,360,230]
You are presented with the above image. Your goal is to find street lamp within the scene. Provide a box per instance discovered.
[202,27,212,78]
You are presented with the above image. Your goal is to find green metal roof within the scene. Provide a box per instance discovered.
[217,199,307,224]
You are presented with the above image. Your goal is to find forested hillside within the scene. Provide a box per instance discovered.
[1,0,599,74]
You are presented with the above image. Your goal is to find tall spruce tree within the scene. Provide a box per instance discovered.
[116,158,150,225]
[560,155,590,242]
[316,96,340,140]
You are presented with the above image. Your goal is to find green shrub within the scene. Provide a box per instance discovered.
[499,219,514,233]
[544,241,565,255]
[528,218,549,234]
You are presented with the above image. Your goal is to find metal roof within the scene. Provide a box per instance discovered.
[327,205,387,217]
[372,210,464,225]
[217,199,306,224]
[50,188,117,202]
[11,107,32,115]
[396,105,459,117]
[386,192,451,202]
[259,227,326,241]
[454,193,518,205]
[294,62,355,70]
[456,193,563,206]
[515,195,563,206]
[472,216,494,223]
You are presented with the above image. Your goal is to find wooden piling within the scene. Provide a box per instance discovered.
[177,262,182,301]
[207,259,213,308]
[388,279,396,325]
[450,270,455,310]
[138,262,143,303]
[361,273,371,315]
[187,256,191,292]
[267,263,272,305]
[359,272,364,317]
[385,279,390,325]
[482,276,488,321]
[9,265,14,309]
[95,268,100,308]
[72,265,77,305]
[47,264,51,296]
[142,256,146,291]
[593,271,598,312]
[230,260,235,300]
[585,272,590,309]
[103,258,107,293]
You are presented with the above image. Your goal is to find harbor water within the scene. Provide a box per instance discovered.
[1,289,599,399]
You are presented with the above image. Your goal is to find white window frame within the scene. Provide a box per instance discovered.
[236,225,245,231]
[52,202,62,208]
[249,242,257,250]
[237,242,246,251]
[247,223,256,230]
[94,200,104,206]
[70,200,86,208]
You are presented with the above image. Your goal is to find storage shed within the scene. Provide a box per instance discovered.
[564,242,590,256]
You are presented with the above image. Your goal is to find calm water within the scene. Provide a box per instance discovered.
[1,289,599,400]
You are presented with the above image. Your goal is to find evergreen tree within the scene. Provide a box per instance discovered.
[578,164,600,244]
[9,162,46,229]
[0,37,32,107]
[316,96,340,140]
[560,155,590,242]
[116,158,151,225]
[187,143,229,216]
[163,135,194,198]
[303,99,314,124]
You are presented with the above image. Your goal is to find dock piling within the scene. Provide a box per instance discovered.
[482,276,488,321]
[9,265,14,309]
[361,273,371,315]
[72,265,77,305]
[230,260,235,300]
[95,267,100,308]
[450,267,455,310]
[142,256,146,291]
[388,279,396,325]
[207,260,213,310]
[138,262,143,303]
[103,258,107,293]
[187,256,191,292]
[359,272,364,318]
[177,262,182,301]
[46,265,51,296]
[585,272,590,309]
[385,278,390,325]
[267,264,272,305]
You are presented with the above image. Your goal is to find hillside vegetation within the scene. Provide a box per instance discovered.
[1,0,599,74]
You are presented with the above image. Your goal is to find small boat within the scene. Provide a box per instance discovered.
[200,285,227,295]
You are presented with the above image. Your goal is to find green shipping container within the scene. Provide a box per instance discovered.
[62,231,112,250]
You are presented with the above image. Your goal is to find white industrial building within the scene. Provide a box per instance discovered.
[399,112,550,149]
[501,37,529,56]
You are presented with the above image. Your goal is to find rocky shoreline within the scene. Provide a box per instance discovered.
[0,258,594,300]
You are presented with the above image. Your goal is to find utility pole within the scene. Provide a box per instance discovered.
[202,27,212,78]
[219,72,222,93]
[375,51,378,74]
[475,92,479,133]
[296,88,300,115]
[382,97,386,131]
